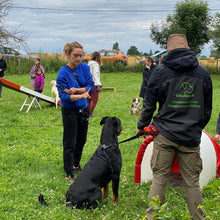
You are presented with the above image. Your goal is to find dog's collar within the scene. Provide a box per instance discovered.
[99,143,118,149]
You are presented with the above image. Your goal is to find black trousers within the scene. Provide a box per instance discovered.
[61,106,90,176]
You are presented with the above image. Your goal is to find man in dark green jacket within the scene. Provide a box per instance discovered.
[0,52,7,97]
[136,34,212,220]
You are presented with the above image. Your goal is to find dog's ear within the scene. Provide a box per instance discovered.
[100,117,109,125]
[112,117,122,131]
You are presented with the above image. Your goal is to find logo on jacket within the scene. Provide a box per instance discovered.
[176,82,194,97]
[168,81,200,108]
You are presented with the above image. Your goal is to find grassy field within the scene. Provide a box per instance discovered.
[0,71,220,220]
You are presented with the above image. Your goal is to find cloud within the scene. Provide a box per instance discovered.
[4,0,220,56]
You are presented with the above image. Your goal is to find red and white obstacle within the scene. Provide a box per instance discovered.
[135,130,220,188]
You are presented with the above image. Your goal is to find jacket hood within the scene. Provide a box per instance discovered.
[163,48,198,72]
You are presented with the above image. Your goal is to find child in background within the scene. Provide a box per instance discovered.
[30,58,45,88]
[34,68,45,94]
[215,112,220,141]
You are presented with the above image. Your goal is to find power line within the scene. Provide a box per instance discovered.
[13,6,220,13]
[13,6,172,12]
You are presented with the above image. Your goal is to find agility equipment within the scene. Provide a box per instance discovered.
[135,130,220,188]
[102,87,116,92]
[0,78,61,112]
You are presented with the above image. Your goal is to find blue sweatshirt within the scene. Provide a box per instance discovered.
[56,63,95,110]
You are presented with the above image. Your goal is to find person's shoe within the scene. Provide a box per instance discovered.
[73,166,81,173]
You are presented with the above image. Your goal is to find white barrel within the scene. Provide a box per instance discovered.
[135,130,219,188]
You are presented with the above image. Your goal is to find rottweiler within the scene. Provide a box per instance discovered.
[66,116,122,209]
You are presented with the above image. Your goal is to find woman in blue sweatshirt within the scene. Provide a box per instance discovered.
[56,41,94,179]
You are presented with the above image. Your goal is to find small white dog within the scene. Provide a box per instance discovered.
[130,98,142,115]
[49,80,60,109]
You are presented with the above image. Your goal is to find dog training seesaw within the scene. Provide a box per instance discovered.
[0,78,61,112]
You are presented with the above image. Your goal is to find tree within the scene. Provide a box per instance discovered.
[150,0,211,55]
[113,42,119,50]
[127,46,140,56]
[210,13,220,56]
[0,0,26,48]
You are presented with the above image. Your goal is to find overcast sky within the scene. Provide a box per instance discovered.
[4,0,220,56]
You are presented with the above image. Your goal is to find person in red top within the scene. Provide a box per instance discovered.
[34,68,45,94]
[88,51,102,117]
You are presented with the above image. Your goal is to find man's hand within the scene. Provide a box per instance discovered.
[136,129,146,138]
[136,125,159,138]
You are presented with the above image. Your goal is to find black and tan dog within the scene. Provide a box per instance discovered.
[66,116,122,209]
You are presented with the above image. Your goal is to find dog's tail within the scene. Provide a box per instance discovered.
[39,194,49,206]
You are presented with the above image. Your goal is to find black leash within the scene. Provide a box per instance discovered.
[118,125,159,144]
[118,133,145,144]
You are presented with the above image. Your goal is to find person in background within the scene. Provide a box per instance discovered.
[215,112,220,141]
[0,52,7,97]
[56,41,95,180]
[139,56,156,98]
[88,51,102,117]
[30,58,45,88]
[136,34,212,220]
[34,68,45,94]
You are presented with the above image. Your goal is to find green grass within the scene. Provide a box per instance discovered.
[0,72,220,220]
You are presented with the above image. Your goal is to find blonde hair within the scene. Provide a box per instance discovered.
[167,34,188,50]
[63,41,83,55]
